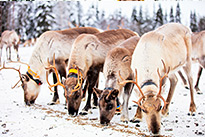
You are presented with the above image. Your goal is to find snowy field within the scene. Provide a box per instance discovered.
[0,45,205,137]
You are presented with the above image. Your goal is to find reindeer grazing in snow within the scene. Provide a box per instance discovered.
[1,27,100,106]
[93,36,140,125]
[119,23,196,134]
[48,29,137,116]
[178,30,205,94]
[0,30,20,65]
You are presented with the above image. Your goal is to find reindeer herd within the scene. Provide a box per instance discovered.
[0,23,204,135]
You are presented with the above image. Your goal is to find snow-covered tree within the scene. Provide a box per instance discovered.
[34,1,55,37]
[81,4,97,27]
[175,3,181,23]
[190,11,198,32]
[198,16,205,31]
[154,4,164,29]
[169,6,174,22]
[0,1,12,33]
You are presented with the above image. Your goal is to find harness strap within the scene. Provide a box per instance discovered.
[26,72,42,85]
[104,87,114,90]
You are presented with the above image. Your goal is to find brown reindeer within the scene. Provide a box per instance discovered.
[93,36,140,125]
[119,23,195,134]
[3,27,100,106]
[49,29,137,116]
[0,30,20,64]
[178,30,205,94]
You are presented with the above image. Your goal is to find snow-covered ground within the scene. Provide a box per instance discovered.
[0,46,204,137]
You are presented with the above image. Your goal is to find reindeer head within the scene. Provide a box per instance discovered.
[0,61,42,106]
[46,57,83,116]
[119,60,169,134]
[93,88,119,125]
[62,68,83,116]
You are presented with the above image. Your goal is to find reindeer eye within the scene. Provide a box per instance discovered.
[75,94,80,100]
[107,104,113,110]
[159,106,162,110]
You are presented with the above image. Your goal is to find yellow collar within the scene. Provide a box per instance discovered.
[27,67,40,79]
[68,68,78,74]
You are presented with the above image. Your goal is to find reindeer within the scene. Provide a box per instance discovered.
[0,30,20,65]
[48,29,137,116]
[2,27,100,106]
[178,30,205,94]
[119,23,196,134]
[93,36,140,125]
[23,38,37,47]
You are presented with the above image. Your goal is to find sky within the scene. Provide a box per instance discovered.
[81,0,205,26]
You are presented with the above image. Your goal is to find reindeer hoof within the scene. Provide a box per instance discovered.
[188,112,196,116]
[196,90,203,95]
[47,99,60,105]
[130,118,141,123]
[79,111,88,115]
[120,116,129,123]
[92,105,98,109]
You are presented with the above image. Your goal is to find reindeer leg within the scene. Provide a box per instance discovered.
[8,47,11,60]
[178,70,189,89]
[194,66,203,94]
[80,68,100,115]
[0,47,2,65]
[162,74,178,116]
[92,73,99,109]
[14,45,20,61]
[130,104,142,123]
[183,61,196,115]
[121,82,133,123]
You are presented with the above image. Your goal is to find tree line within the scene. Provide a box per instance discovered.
[0,1,205,42]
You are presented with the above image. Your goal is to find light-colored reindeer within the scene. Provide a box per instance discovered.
[1,27,100,106]
[48,29,138,116]
[178,30,205,94]
[93,36,140,125]
[119,23,196,134]
[0,30,20,65]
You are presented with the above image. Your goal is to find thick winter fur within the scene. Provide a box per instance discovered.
[0,30,20,64]
[66,29,137,115]
[178,30,205,93]
[94,36,140,124]
[18,27,100,105]
[131,23,195,134]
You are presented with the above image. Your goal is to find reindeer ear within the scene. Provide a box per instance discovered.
[93,88,103,98]
[85,42,98,50]
[111,89,119,99]
[22,74,29,82]
[122,55,130,62]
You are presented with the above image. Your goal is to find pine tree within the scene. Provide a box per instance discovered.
[0,1,12,33]
[175,3,181,23]
[198,16,205,31]
[155,4,163,28]
[169,6,174,22]
[76,1,83,27]
[190,11,198,32]
[34,1,55,38]
[130,7,138,32]
[164,10,168,24]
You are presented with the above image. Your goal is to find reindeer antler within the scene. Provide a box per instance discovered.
[157,59,170,106]
[118,69,145,110]
[0,62,22,89]
[45,54,67,93]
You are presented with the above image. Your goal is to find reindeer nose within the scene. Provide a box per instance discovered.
[100,116,110,125]
[68,107,77,116]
